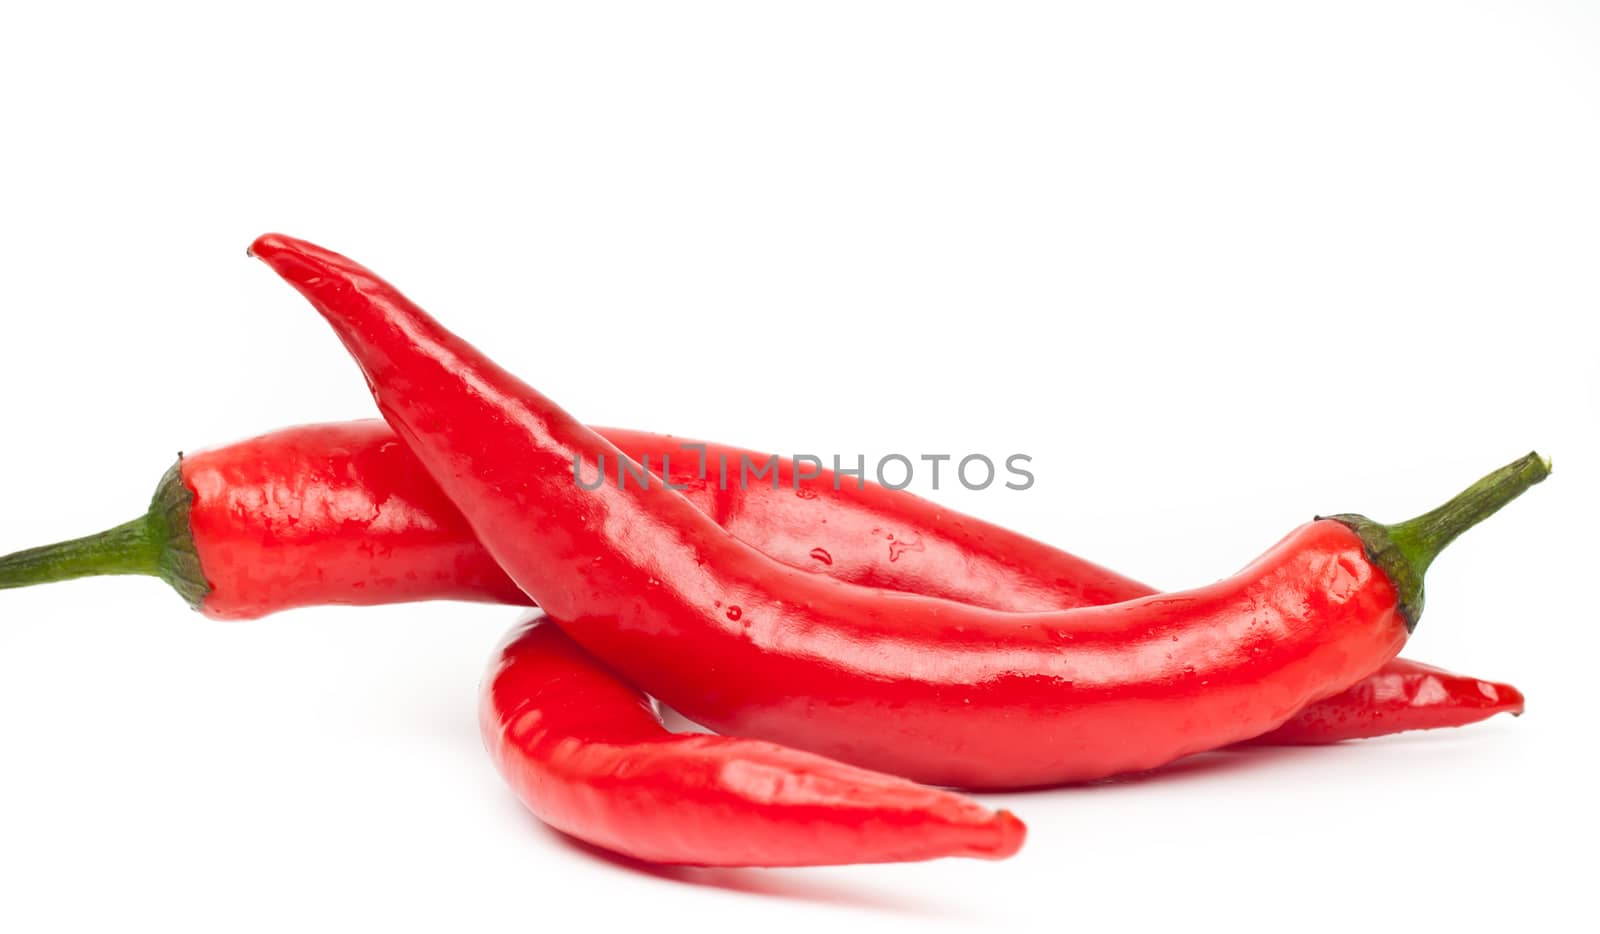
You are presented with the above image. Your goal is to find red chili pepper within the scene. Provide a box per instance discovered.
[251,232,1549,788]
[0,420,1522,744]
[1,418,1120,619]
[1243,657,1525,745]
[483,615,1025,865]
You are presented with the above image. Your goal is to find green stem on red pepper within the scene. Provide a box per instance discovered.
[1324,451,1551,629]
[0,463,208,605]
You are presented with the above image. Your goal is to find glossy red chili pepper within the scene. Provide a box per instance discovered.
[1243,657,1525,745]
[251,232,1549,788]
[0,420,1523,744]
[1,418,1121,619]
[483,615,1025,865]
[0,422,528,617]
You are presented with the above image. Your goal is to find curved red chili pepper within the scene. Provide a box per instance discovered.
[250,232,1548,787]
[0,420,1524,744]
[483,616,1025,865]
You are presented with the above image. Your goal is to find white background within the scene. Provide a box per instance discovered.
[1,2,1595,931]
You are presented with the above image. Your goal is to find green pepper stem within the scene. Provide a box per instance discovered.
[1324,451,1551,630]
[1387,452,1552,579]
[0,460,211,608]
[0,516,160,589]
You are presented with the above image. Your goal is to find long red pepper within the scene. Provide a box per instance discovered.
[251,232,1548,787]
[483,615,1024,865]
[0,420,1524,743]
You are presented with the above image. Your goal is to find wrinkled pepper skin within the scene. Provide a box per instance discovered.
[183,422,530,619]
[482,616,1025,866]
[166,421,1521,742]
[251,232,1467,788]
[1244,658,1525,745]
